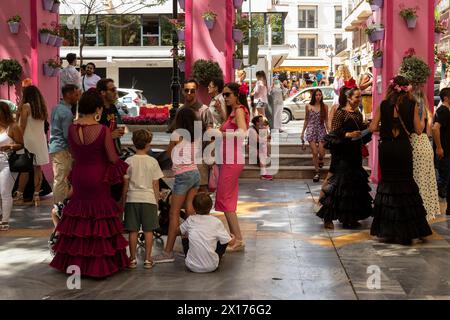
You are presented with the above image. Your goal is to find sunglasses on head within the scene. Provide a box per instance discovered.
[184,89,196,94]
[222,92,233,97]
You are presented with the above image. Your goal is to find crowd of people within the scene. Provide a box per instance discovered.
[1,51,448,278]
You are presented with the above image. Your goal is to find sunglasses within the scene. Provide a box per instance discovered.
[184,89,196,94]
[222,92,233,98]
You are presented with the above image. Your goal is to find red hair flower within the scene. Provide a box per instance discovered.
[344,78,357,89]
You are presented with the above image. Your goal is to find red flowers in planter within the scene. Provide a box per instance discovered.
[122,112,169,125]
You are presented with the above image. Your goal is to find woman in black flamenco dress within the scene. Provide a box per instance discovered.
[317,84,373,229]
[369,76,432,245]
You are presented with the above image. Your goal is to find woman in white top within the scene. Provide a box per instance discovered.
[330,65,352,129]
[0,101,24,231]
[252,71,269,117]
[15,86,50,206]
[440,68,450,91]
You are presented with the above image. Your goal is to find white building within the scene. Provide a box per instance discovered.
[59,0,343,103]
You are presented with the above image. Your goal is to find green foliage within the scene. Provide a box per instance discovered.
[202,11,217,21]
[7,15,21,23]
[373,49,383,58]
[192,59,224,86]
[364,24,384,35]
[399,6,419,19]
[0,59,23,86]
[399,56,431,85]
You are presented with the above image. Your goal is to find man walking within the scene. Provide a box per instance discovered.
[60,53,81,93]
[49,84,80,204]
[81,62,101,92]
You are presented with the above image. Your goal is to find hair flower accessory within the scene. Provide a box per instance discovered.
[389,79,412,92]
[344,78,357,89]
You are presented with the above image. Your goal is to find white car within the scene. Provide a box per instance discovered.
[117,88,148,116]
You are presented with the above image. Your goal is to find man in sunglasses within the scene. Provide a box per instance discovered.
[181,79,214,192]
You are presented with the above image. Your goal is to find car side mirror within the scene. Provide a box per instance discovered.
[293,97,298,103]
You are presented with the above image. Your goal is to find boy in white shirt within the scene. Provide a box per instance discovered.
[179,193,235,273]
[122,129,164,269]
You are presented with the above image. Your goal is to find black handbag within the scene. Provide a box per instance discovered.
[323,131,343,150]
[8,148,35,173]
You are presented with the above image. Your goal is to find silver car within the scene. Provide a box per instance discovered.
[282,86,334,124]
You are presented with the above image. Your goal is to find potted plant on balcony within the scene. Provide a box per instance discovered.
[233,50,243,70]
[44,58,61,77]
[51,0,61,13]
[39,24,52,44]
[7,15,21,34]
[372,49,383,69]
[178,0,185,11]
[42,0,55,11]
[203,10,217,30]
[234,0,244,10]
[366,0,383,12]
[399,5,419,29]
[0,59,23,99]
[365,24,385,43]
[435,19,448,43]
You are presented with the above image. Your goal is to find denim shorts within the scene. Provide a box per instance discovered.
[173,170,200,195]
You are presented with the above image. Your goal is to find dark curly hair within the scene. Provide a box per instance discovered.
[78,90,104,115]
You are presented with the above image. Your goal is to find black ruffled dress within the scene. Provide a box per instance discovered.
[370,99,432,243]
[317,108,373,225]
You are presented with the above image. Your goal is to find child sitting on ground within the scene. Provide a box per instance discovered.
[248,115,273,181]
[122,129,164,269]
[179,193,236,273]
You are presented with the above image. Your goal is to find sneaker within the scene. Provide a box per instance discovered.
[261,175,273,181]
[152,251,175,264]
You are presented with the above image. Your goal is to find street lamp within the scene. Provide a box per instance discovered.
[325,46,335,83]
[169,0,181,126]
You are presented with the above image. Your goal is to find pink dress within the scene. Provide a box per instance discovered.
[50,124,129,278]
[215,106,250,213]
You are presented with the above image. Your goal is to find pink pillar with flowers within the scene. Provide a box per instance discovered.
[369,0,436,184]
[184,0,235,104]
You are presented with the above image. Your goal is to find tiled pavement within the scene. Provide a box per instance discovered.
[1,179,450,300]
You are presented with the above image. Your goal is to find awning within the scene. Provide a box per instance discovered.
[274,59,329,72]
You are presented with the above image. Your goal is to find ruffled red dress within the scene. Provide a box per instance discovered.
[50,124,129,278]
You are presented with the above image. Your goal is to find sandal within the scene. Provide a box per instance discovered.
[144,260,154,269]
[226,240,246,252]
[313,173,320,183]
[128,258,137,269]
[0,222,9,231]
[13,191,23,202]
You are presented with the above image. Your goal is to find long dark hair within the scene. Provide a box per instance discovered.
[256,71,268,87]
[338,86,360,108]
[22,86,48,120]
[385,75,413,107]
[173,107,197,142]
[309,89,327,123]
[0,101,14,126]
[224,82,249,115]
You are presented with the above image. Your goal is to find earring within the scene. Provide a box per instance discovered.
[94,113,101,122]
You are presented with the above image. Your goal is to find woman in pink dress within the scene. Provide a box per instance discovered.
[50,90,129,278]
[215,82,250,252]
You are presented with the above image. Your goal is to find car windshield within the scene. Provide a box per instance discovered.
[118,91,128,98]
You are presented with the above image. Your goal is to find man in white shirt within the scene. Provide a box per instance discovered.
[81,62,101,92]
[60,53,81,93]
[207,78,227,128]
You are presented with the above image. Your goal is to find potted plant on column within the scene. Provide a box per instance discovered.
[7,15,21,34]
[435,19,448,43]
[168,19,185,41]
[233,16,247,43]
[203,11,217,30]
[234,0,244,10]
[177,55,186,72]
[372,49,383,68]
[366,0,383,12]
[39,24,52,44]
[399,5,419,29]
[42,0,55,11]
[44,58,59,77]
[399,48,431,86]
[233,50,243,70]
[365,24,385,43]
[51,0,61,13]
[52,23,64,47]
[0,59,23,99]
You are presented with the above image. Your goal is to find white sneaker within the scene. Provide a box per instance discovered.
[152,251,175,264]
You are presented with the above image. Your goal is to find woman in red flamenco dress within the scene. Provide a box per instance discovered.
[50,90,129,278]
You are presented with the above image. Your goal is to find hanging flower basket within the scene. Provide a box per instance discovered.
[203,11,217,30]
[233,59,242,70]
[47,34,58,46]
[233,29,244,43]
[179,61,186,72]
[42,0,54,11]
[178,0,185,10]
[39,32,50,44]
[373,57,383,69]
[366,25,385,43]
[367,0,383,11]
[406,17,417,29]
[54,36,64,47]
[8,22,20,34]
[51,1,60,13]
[234,0,244,9]
[43,64,54,77]
[177,29,185,41]
[204,19,215,30]
[52,67,60,77]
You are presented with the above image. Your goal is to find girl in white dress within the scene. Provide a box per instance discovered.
[15,86,50,206]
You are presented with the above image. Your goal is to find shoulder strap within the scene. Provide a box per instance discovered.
[394,104,411,137]
[82,76,86,92]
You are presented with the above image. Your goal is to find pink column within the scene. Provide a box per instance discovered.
[185,0,235,104]
[369,0,435,183]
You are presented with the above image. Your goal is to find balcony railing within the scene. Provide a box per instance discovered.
[335,38,347,55]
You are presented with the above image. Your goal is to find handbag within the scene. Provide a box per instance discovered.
[208,164,220,193]
[8,148,35,173]
[323,131,343,150]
